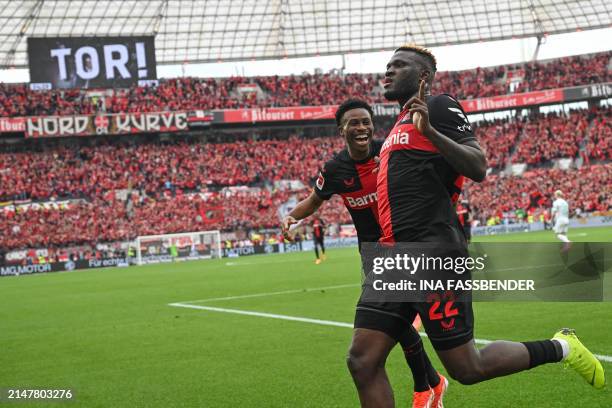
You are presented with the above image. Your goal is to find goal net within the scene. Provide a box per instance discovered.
[134,230,222,265]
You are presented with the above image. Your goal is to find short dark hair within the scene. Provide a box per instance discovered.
[395,44,437,73]
[335,99,374,127]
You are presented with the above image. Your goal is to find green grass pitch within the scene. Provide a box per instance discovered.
[2,227,611,407]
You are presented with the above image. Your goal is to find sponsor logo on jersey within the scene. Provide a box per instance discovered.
[448,107,472,132]
[381,129,411,153]
[345,192,377,208]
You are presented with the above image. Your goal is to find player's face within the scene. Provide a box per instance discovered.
[340,108,374,155]
[383,50,426,103]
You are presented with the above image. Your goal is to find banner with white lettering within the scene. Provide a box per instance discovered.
[25,111,188,138]
[27,36,157,89]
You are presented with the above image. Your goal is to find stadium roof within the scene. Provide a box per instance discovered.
[1,0,611,68]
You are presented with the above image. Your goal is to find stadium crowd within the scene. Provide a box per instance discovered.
[474,118,523,169]
[0,189,351,251]
[465,164,611,224]
[585,107,612,161]
[0,137,344,201]
[0,50,610,256]
[511,110,590,164]
[4,105,609,203]
[0,52,609,117]
[1,161,610,252]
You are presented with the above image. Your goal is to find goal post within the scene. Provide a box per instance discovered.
[134,230,222,265]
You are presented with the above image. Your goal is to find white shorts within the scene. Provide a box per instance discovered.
[554,218,569,234]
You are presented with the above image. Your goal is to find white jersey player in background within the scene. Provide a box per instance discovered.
[551,190,571,246]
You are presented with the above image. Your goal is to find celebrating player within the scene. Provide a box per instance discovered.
[350,44,604,406]
[551,190,571,248]
[281,99,447,408]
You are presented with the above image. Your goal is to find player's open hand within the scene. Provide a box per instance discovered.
[403,80,432,136]
[281,215,298,241]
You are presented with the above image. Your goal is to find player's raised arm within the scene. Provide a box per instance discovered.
[422,130,487,182]
[281,191,324,240]
[405,81,487,182]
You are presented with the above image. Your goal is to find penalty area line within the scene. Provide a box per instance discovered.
[167,302,612,364]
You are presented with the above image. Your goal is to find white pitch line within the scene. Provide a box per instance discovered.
[167,302,612,364]
[179,283,361,304]
[168,302,353,328]
[225,259,298,267]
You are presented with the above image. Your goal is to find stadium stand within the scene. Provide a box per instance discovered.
[0,136,344,201]
[0,188,350,251]
[0,51,609,116]
[2,160,610,252]
[465,164,611,224]
[472,117,524,169]
[0,51,610,259]
[1,101,611,253]
[2,105,609,203]
[511,109,590,164]
[585,106,612,161]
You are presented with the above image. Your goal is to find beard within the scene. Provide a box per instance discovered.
[383,88,403,101]
[383,81,419,102]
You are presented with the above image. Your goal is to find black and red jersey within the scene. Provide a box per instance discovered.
[376,94,476,243]
[312,219,325,239]
[456,202,471,227]
[314,140,383,246]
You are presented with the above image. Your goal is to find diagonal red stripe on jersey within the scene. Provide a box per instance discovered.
[381,123,439,155]
[341,160,378,209]
[451,175,465,204]
[376,149,394,243]
[454,175,465,189]
[351,160,379,216]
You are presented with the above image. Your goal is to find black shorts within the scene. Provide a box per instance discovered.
[354,293,474,351]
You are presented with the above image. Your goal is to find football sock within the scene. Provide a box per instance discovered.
[423,352,441,387]
[552,338,570,360]
[522,340,563,368]
[402,340,430,392]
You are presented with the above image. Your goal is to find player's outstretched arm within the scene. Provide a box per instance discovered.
[281,191,324,240]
